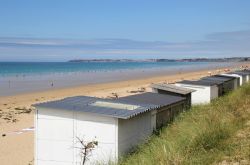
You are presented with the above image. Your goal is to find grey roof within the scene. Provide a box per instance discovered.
[34,93,185,119]
[213,75,237,80]
[151,83,195,95]
[201,75,234,84]
[230,71,250,75]
[119,92,186,106]
[176,80,218,86]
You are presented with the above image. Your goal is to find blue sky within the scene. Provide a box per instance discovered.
[0,0,250,61]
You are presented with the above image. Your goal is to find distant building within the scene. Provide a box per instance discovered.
[175,80,218,104]
[34,93,185,165]
[150,83,194,109]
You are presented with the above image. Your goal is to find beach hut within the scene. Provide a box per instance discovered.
[175,80,219,104]
[232,71,250,82]
[220,73,246,86]
[201,75,236,95]
[34,93,185,165]
[214,75,239,89]
[119,92,187,128]
[150,83,194,109]
[232,70,250,82]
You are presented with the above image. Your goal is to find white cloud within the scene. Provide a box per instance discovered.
[0,29,250,61]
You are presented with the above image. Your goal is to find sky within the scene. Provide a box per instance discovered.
[0,0,250,61]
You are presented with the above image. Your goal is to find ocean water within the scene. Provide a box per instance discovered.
[0,61,209,77]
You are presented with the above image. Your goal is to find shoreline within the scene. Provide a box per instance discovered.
[0,62,245,96]
[0,62,250,165]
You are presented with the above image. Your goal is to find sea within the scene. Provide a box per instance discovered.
[0,61,238,96]
[0,61,210,76]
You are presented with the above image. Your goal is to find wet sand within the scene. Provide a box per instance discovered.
[0,62,249,165]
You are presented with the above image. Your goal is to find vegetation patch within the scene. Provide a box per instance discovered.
[119,84,250,165]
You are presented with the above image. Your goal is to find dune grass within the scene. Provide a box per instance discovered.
[119,83,250,165]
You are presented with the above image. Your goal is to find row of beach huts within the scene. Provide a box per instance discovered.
[34,69,250,165]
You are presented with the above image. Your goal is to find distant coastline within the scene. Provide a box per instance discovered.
[68,57,250,63]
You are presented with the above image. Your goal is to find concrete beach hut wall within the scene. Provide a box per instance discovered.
[201,75,237,95]
[220,73,246,86]
[217,75,240,89]
[175,80,218,104]
[231,71,250,83]
[34,93,185,165]
[150,83,194,109]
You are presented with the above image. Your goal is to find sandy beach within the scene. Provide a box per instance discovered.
[0,62,250,165]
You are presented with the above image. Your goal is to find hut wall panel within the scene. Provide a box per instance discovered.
[175,84,212,104]
[156,106,171,128]
[74,112,118,164]
[36,108,118,165]
[222,80,235,94]
[118,112,152,155]
[243,75,247,84]
[221,74,243,86]
[36,108,74,165]
[210,85,219,100]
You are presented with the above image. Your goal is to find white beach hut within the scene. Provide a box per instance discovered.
[175,80,218,104]
[150,83,195,109]
[220,73,246,86]
[231,71,250,83]
[201,75,238,94]
[34,93,185,165]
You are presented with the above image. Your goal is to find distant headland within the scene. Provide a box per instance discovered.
[69,57,250,63]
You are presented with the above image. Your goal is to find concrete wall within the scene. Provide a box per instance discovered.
[156,106,172,128]
[222,80,235,94]
[242,75,248,84]
[210,85,219,100]
[35,108,118,165]
[245,75,249,82]
[118,111,154,155]
[74,111,118,164]
[233,78,240,89]
[221,74,244,86]
[175,83,213,104]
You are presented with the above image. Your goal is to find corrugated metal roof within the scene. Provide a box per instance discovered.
[34,93,185,119]
[151,83,195,95]
[176,80,218,86]
[201,75,234,84]
[213,75,237,80]
[119,92,186,106]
